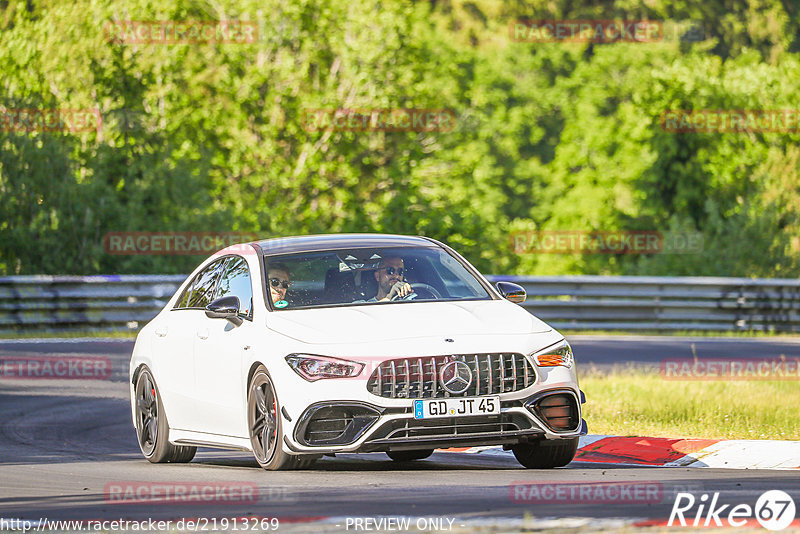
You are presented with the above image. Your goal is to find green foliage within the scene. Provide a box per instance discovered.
[0,0,799,276]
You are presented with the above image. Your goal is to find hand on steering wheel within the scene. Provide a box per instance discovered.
[390,282,442,301]
[387,281,414,301]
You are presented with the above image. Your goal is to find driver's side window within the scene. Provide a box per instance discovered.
[214,256,253,316]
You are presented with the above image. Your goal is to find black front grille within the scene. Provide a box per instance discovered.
[366,353,536,399]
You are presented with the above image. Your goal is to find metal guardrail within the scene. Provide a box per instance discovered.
[492,275,800,332]
[0,275,185,334]
[1,274,799,334]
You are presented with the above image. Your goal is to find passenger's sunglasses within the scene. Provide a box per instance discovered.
[269,278,291,289]
[381,267,405,276]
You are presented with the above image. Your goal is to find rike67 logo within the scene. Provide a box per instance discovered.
[669,490,796,531]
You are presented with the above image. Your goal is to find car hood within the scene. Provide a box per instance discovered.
[266,299,551,345]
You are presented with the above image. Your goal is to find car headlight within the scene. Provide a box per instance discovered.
[285,354,365,381]
[531,340,574,368]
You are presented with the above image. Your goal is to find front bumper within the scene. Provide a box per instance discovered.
[284,388,587,454]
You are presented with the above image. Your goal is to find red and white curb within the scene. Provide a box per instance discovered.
[440,435,800,469]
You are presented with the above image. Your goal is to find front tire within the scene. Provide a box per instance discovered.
[134,367,196,463]
[512,437,578,468]
[248,366,309,470]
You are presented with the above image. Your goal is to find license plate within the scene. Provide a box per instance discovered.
[413,396,500,419]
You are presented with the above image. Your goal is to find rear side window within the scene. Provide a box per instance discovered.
[214,256,253,316]
[175,259,225,309]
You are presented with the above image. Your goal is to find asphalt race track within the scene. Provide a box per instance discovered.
[1,337,799,531]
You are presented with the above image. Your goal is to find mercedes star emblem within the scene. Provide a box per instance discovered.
[439,360,473,395]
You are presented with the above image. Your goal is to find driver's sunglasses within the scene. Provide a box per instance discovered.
[382,267,405,276]
[269,278,291,289]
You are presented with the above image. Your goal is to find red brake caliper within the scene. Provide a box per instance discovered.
[273,398,278,435]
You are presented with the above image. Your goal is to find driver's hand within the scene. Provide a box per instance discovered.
[387,281,413,300]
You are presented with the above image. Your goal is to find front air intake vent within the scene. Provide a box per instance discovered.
[528,392,580,432]
[295,403,380,446]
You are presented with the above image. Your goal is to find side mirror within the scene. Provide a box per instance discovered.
[205,295,243,326]
[496,281,526,304]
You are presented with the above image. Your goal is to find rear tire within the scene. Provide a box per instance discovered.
[386,449,434,462]
[248,366,307,470]
[512,437,578,468]
[134,367,196,463]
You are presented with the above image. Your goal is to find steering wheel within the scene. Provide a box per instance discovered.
[392,283,443,301]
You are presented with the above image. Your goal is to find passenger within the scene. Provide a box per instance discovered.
[267,263,291,307]
[370,256,412,302]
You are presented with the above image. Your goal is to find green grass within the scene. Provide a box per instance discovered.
[579,367,800,440]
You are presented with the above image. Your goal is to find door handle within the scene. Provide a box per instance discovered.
[197,329,209,340]
[154,326,167,337]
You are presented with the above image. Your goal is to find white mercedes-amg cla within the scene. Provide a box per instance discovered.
[129,234,586,470]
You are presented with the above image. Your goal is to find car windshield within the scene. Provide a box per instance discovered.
[263,246,492,310]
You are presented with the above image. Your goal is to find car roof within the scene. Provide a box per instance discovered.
[254,233,439,255]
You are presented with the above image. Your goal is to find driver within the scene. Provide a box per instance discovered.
[370,256,413,302]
